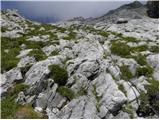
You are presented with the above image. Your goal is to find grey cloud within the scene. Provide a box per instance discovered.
[2,1,147,22]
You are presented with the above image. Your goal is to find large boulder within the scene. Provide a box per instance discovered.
[25,56,64,86]
[1,68,23,93]
[92,72,127,114]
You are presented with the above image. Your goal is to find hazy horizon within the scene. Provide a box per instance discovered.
[1,1,147,23]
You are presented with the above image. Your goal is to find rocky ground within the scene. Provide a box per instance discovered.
[1,9,159,119]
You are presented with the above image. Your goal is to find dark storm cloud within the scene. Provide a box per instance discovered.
[1,1,147,23]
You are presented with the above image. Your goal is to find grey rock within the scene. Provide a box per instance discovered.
[16,91,26,105]
[146,54,159,80]
[42,45,55,56]
[92,72,127,112]
[25,56,63,86]
[116,18,128,24]
[48,93,67,109]
[113,111,130,119]
[17,56,36,68]
[1,68,23,93]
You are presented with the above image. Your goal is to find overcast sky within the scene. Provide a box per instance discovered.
[1,1,147,23]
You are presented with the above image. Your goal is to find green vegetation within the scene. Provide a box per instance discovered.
[13,105,42,119]
[56,27,66,33]
[1,50,19,72]
[111,42,131,57]
[118,84,127,96]
[1,37,22,72]
[137,79,159,117]
[28,49,47,61]
[77,86,88,96]
[98,31,109,37]
[1,27,9,32]
[1,83,30,119]
[63,31,77,40]
[93,85,101,112]
[122,103,134,118]
[134,54,147,66]
[123,36,139,43]
[136,65,153,77]
[6,83,29,97]
[131,45,148,52]
[1,98,42,119]
[120,65,133,80]
[49,65,68,86]
[1,96,20,118]
[25,41,50,49]
[50,50,59,56]
[149,45,159,53]
[57,86,75,100]
[110,32,123,38]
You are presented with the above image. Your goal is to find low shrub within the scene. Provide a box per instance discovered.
[28,49,47,61]
[57,86,75,100]
[137,79,159,117]
[49,65,68,86]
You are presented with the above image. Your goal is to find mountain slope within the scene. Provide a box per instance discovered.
[87,1,148,23]
[1,8,159,119]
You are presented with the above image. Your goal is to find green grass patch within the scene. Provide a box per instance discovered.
[1,83,29,118]
[57,86,75,100]
[118,84,127,96]
[50,50,59,56]
[98,31,109,37]
[120,65,133,80]
[28,49,47,61]
[6,83,29,98]
[49,65,68,86]
[111,42,131,57]
[1,96,20,118]
[131,44,148,52]
[134,54,148,66]
[1,37,22,72]
[136,65,153,77]
[123,36,139,43]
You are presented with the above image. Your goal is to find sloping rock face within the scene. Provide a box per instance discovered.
[1,7,159,119]
[88,1,148,24]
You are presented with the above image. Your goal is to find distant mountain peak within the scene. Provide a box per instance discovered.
[124,1,143,9]
[88,1,147,23]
